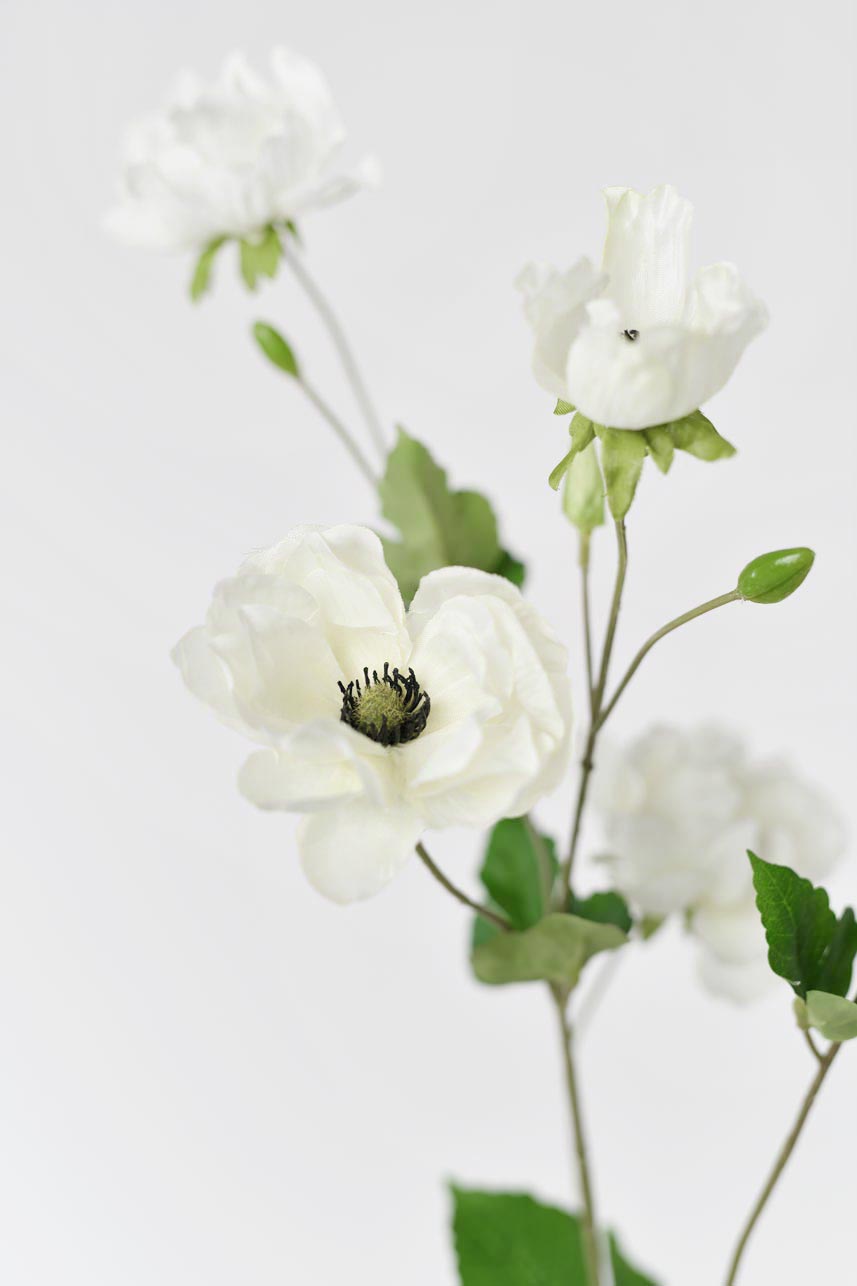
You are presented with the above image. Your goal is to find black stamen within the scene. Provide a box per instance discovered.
[622,328,639,341]
[338,662,432,747]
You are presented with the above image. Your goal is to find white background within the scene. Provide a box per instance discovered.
[2,1,855,1283]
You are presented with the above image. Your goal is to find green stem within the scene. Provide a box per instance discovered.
[283,243,388,461]
[723,1041,842,1286]
[579,534,595,714]
[558,519,627,901]
[553,990,602,1286]
[597,590,741,729]
[415,842,511,931]
[297,377,378,488]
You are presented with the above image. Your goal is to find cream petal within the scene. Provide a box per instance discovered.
[602,184,693,328]
[515,259,606,399]
[297,801,423,904]
[238,719,389,812]
[696,950,774,1004]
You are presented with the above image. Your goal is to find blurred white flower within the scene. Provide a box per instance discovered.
[106,48,378,251]
[173,525,571,904]
[593,725,847,1001]
[517,185,767,430]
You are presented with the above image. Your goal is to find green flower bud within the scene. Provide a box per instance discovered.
[737,547,815,604]
[252,321,300,378]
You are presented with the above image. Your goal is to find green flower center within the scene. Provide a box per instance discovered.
[338,663,431,747]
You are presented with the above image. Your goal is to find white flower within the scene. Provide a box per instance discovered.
[593,725,847,1002]
[173,525,572,903]
[517,185,767,430]
[106,48,378,251]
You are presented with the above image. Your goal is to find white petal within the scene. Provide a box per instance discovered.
[696,950,774,1004]
[516,259,605,399]
[602,184,693,328]
[238,718,390,812]
[297,801,422,903]
[692,901,765,964]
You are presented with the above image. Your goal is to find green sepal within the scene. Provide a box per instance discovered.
[664,409,736,461]
[251,321,300,378]
[749,851,857,998]
[450,1188,586,1285]
[562,441,605,534]
[737,548,815,604]
[643,425,675,474]
[239,225,282,290]
[549,415,595,491]
[569,890,633,934]
[189,235,228,301]
[596,424,647,519]
[380,429,506,603]
[553,398,576,415]
[806,990,857,1041]
[471,912,626,990]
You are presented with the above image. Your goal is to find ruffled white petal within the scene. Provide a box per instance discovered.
[297,801,423,903]
[238,718,391,812]
[602,185,693,328]
[515,259,605,399]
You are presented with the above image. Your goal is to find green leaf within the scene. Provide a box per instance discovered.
[666,409,736,461]
[596,425,647,519]
[570,890,633,934]
[562,441,605,533]
[189,236,227,301]
[251,321,300,378]
[450,1188,586,1286]
[806,991,857,1041]
[609,1233,661,1286]
[471,913,626,989]
[478,819,557,933]
[549,415,595,491]
[737,548,815,604]
[379,429,504,602]
[643,425,675,474]
[494,549,526,588]
[749,852,857,998]
[239,225,282,290]
[553,398,576,415]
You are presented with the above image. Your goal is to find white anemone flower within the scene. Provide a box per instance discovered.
[517,185,767,430]
[593,725,846,1002]
[106,48,378,251]
[173,525,572,904]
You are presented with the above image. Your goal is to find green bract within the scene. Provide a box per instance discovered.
[252,321,300,378]
[749,852,857,998]
[189,235,227,301]
[805,990,857,1041]
[379,429,524,602]
[562,441,605,534]
[471,912,626,990]
[239,225,282,290]
[737,547,815,604]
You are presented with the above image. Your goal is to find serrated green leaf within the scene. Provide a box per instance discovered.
[609,1233,661,1286]
[643,425,675,474]
[450,1188,586,1286]
[478,819,557,933]
[189,236,227,301]
[749,852,857,998]
[806,990,857,1041]
[494,549,526,588]
[380,429,504,602]
[570,890,633,934]
[596,425,647,519]
[239,225,282,290]
[553,398,576,415]
[562,441,605,533]
[666,409,736,461]
[471,913,626,989]
[549,415,595,491]
[251,321,300,377]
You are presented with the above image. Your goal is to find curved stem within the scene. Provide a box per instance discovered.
[723,1041,842,1286]
[297,376,378,487]
[558,519,627,901]
[553,990,602,1286]
[579,535,595,714]
[416,842,511,931]
[284,243,388,461]
[597,590,740,730]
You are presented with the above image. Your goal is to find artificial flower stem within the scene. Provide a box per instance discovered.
[283,242,388,461]
[415,843,511,931]
[553,989,602,1286]
[802,1029,824,1064]
[579,535,596,713]
[296,375,378,486]
[723,1040,843,1286]
[596,589,741,730]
